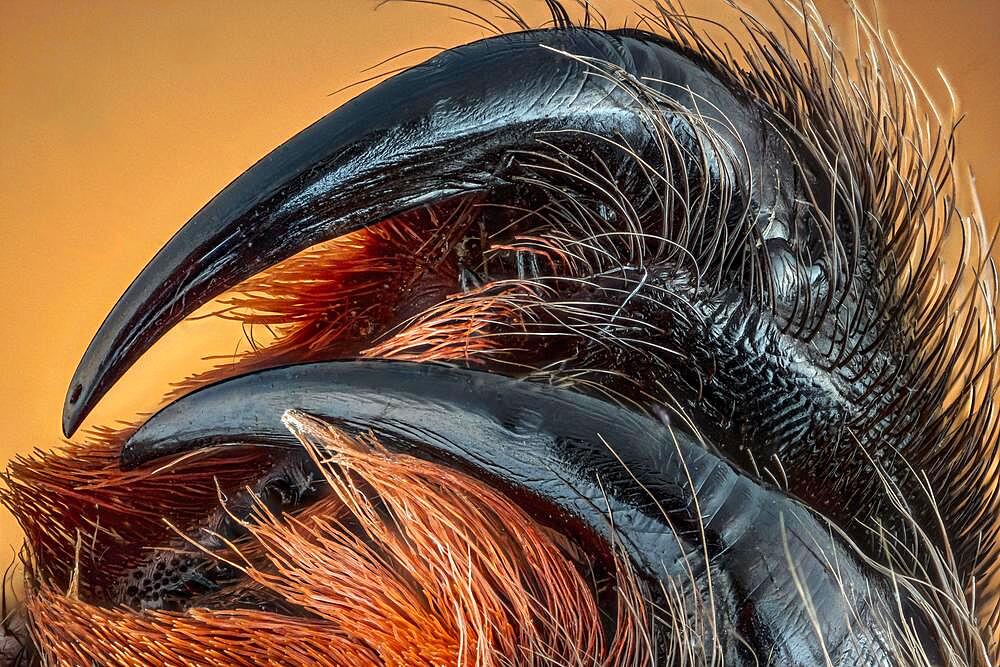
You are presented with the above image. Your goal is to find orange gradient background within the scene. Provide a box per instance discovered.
[1,0,997,570]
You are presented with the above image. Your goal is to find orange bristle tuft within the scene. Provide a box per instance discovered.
[1,434,277,597]
[18,415,650,666]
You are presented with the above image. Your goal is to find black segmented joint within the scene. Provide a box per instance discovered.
[63,27,820,439]
[122,360,933,666]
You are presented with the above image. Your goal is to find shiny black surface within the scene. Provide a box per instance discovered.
[52,20,958,664]
[124,360,921,665]
[63,27,807,438]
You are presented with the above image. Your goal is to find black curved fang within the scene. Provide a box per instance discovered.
[63,27,804,437]
[122,360,928,665]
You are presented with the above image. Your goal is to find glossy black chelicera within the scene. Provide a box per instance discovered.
[52,19,992,666]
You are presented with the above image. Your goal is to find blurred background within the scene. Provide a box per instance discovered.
[0,0,997,565]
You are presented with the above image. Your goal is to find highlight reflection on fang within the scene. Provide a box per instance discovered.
[3,2,997,665]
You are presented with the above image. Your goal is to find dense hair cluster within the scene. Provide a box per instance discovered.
[211,0,1000,602]
[17,416,653,666]
[2,1,997,664]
